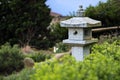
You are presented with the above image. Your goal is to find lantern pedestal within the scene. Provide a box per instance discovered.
[71,46,90,61]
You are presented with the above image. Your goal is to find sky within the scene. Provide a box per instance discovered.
[46,0,107,16]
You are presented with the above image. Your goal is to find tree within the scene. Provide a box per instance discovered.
[85,0,120,27]
[0,0,52,48]
[50,23,68,43]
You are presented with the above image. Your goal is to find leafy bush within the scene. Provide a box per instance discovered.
[92,41,120,61]
[48,23,68,48]
[2,69,34,80]
[30,41,120,80]
[27,52,51,62]
[0,76,4,80]
[0,43,24,75]
[50,23,68,42]
[31,39,52,50]
[55,42,69,53]
[98,36,120,44]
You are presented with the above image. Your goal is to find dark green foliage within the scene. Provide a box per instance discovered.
[0,0,52,48]
[50,23,68,44]
[1,69,35,80]
[0,76,4,80]
[85,0,120,27]
[27,52,51,62]
[31,38,52,49]
[0,43,24,75]
[55,42,69,53]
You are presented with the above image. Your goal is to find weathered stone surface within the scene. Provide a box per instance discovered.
[23,57,34,68]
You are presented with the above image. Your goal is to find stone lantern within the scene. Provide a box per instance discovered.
[60,6,101,61]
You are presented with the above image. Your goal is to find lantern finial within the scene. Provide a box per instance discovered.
[76,5,84,17]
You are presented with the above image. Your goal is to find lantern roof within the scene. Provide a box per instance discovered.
[60,17,101,28]
[60,5,101,28]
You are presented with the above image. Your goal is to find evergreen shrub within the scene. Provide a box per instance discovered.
[0,43,24,75]
[55,42,69,53]
[28,52,51,62]
[4,69,35,80]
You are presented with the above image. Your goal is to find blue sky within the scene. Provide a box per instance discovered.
[46,0,107,16]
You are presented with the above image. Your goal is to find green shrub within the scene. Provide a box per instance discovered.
[3,69,35,80]
[98,36,120,44]
[27,52,51,62]
[0,76,4,80]
[30,41,120,80]
[0,43,24,75]
[50,23,68,43]
[31,53,120,80]
[92,41,120,61]
[31,39,52,49]
[55,42,69,53]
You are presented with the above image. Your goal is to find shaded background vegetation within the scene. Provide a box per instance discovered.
[0,0,52,49]
[85,0,120,27]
